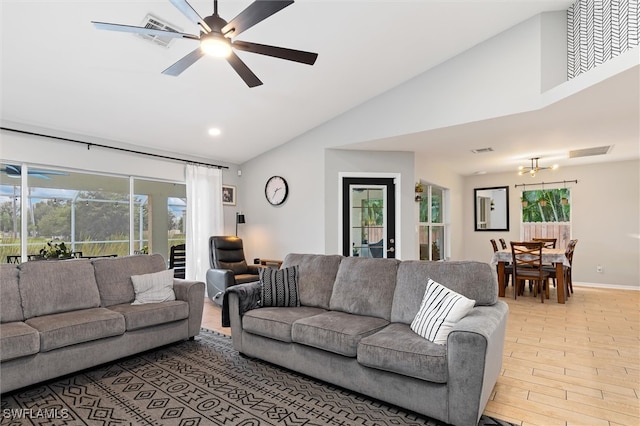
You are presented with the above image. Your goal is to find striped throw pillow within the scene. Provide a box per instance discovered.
[410,279,476,345]
[260,265,300,307]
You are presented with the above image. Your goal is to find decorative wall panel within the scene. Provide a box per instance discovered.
[568,0,639,78]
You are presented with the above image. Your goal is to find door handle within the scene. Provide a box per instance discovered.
[387,247,395,253]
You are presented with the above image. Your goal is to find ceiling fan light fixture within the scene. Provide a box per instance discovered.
[200,33,231,58]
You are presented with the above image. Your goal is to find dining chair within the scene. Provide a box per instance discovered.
[543,239,578,297]
[169,243,186,279]
[491,239,512,289]
[499,238,507,250]
[532,237,558,290]
[532,238,557,248]
[510,241,551,303]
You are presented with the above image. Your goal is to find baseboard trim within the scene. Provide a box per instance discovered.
[574,282,640,291]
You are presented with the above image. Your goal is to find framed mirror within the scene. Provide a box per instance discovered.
[474,186,509,231]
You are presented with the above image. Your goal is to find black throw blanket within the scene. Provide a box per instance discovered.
[221,281,261,327]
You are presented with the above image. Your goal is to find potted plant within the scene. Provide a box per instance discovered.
[39,240,73,260]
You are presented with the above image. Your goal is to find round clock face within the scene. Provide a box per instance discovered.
[265,176,288,206]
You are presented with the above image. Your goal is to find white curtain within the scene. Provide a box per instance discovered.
[186,164,223,283]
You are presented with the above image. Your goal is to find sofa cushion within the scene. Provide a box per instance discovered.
[0,322,40,361]
[260,266,300,307]
[0,264,23,322]
[291,311,389,357]
[93,254,167,307]
[108,301,189,331]
[243,307,326,343]
[391,261,495,324]
[131,269,176,305]
[26,308,125,352]
[357,322,448,383]
[411,279,476,345]
[281,254,343,309]
[329,257,399,320]
[18,259,101,318]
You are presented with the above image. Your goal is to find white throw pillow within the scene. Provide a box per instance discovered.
[410,279,476,345]
[130,269,176,305]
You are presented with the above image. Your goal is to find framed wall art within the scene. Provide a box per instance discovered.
[222,185,236,206]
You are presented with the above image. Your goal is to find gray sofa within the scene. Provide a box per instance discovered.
[226,254,508,426]
[0,254,205,394]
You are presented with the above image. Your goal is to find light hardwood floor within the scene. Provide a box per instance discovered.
[201,285,640,426]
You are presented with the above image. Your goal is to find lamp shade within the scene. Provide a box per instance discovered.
[237,214,246,224]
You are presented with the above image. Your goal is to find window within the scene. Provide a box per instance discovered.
[418,183,449,261]
[521,187,571,247]
[0,163,186,263]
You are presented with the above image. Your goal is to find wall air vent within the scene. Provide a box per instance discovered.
[569,145,612,158]
[471,147,494,154]
[137,14,181,48]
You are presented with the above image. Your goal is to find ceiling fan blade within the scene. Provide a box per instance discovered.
[162,48,205,76]
[226,52,263,87]
[169,0,212,33]
[222,0,294,38]
[92,21,199,40]
[233,40,317,65]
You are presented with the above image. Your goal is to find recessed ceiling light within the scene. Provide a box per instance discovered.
[208,128,221,137]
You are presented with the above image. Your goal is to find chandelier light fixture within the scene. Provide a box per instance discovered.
[518,157,558,177]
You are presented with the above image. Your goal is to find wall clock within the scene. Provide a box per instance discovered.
[265,176,288,206]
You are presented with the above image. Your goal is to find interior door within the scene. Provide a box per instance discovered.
[342,177,396,258]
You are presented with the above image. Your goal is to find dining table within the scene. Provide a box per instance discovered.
[490,247,571,304]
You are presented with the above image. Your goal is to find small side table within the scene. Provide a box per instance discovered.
[259,259,283,269]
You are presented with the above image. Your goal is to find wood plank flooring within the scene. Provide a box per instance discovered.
[201,285,640,426]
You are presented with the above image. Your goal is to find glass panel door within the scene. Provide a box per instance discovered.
[342,177,395,258]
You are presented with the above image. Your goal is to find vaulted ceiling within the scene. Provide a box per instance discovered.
[1,1,638,175]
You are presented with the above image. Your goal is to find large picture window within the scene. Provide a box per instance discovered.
[0,163,186,263]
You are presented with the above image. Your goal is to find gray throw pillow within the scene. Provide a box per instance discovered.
[260,266,300,307]
[130,269,176,305]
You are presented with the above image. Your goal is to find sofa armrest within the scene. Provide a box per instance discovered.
[224,281,261,351]
[446,301,509,426]
[173,279,205,338]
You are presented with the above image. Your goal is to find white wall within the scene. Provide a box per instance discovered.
[463,160,640,288]
[324,149,415,259]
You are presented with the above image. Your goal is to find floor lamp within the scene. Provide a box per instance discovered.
[236,212,245,236]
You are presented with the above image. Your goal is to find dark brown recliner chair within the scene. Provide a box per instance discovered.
[206,236,260,306]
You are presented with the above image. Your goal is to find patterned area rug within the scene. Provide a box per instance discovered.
[1,329,515,426]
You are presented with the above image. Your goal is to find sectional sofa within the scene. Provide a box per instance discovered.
[0,254,205,394]
[226,254,509,426]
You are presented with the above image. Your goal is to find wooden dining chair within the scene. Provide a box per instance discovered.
[532,238,557,248]
[544,239,578,296]
[491,239,512,289]
[499,238,507,250]
[532,237,558,290]
[510,241,551,303]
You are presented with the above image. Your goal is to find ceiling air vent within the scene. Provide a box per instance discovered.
[471,147,494,154]
[569,145,612,158]
[137,14,181,48]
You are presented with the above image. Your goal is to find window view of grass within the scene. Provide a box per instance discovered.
[1,164,186,264]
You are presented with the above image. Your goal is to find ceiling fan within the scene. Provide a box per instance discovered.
[92,0,318,87]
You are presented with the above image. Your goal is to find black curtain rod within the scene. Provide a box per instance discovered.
[0,127,228,170]
[514,179,577,188]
